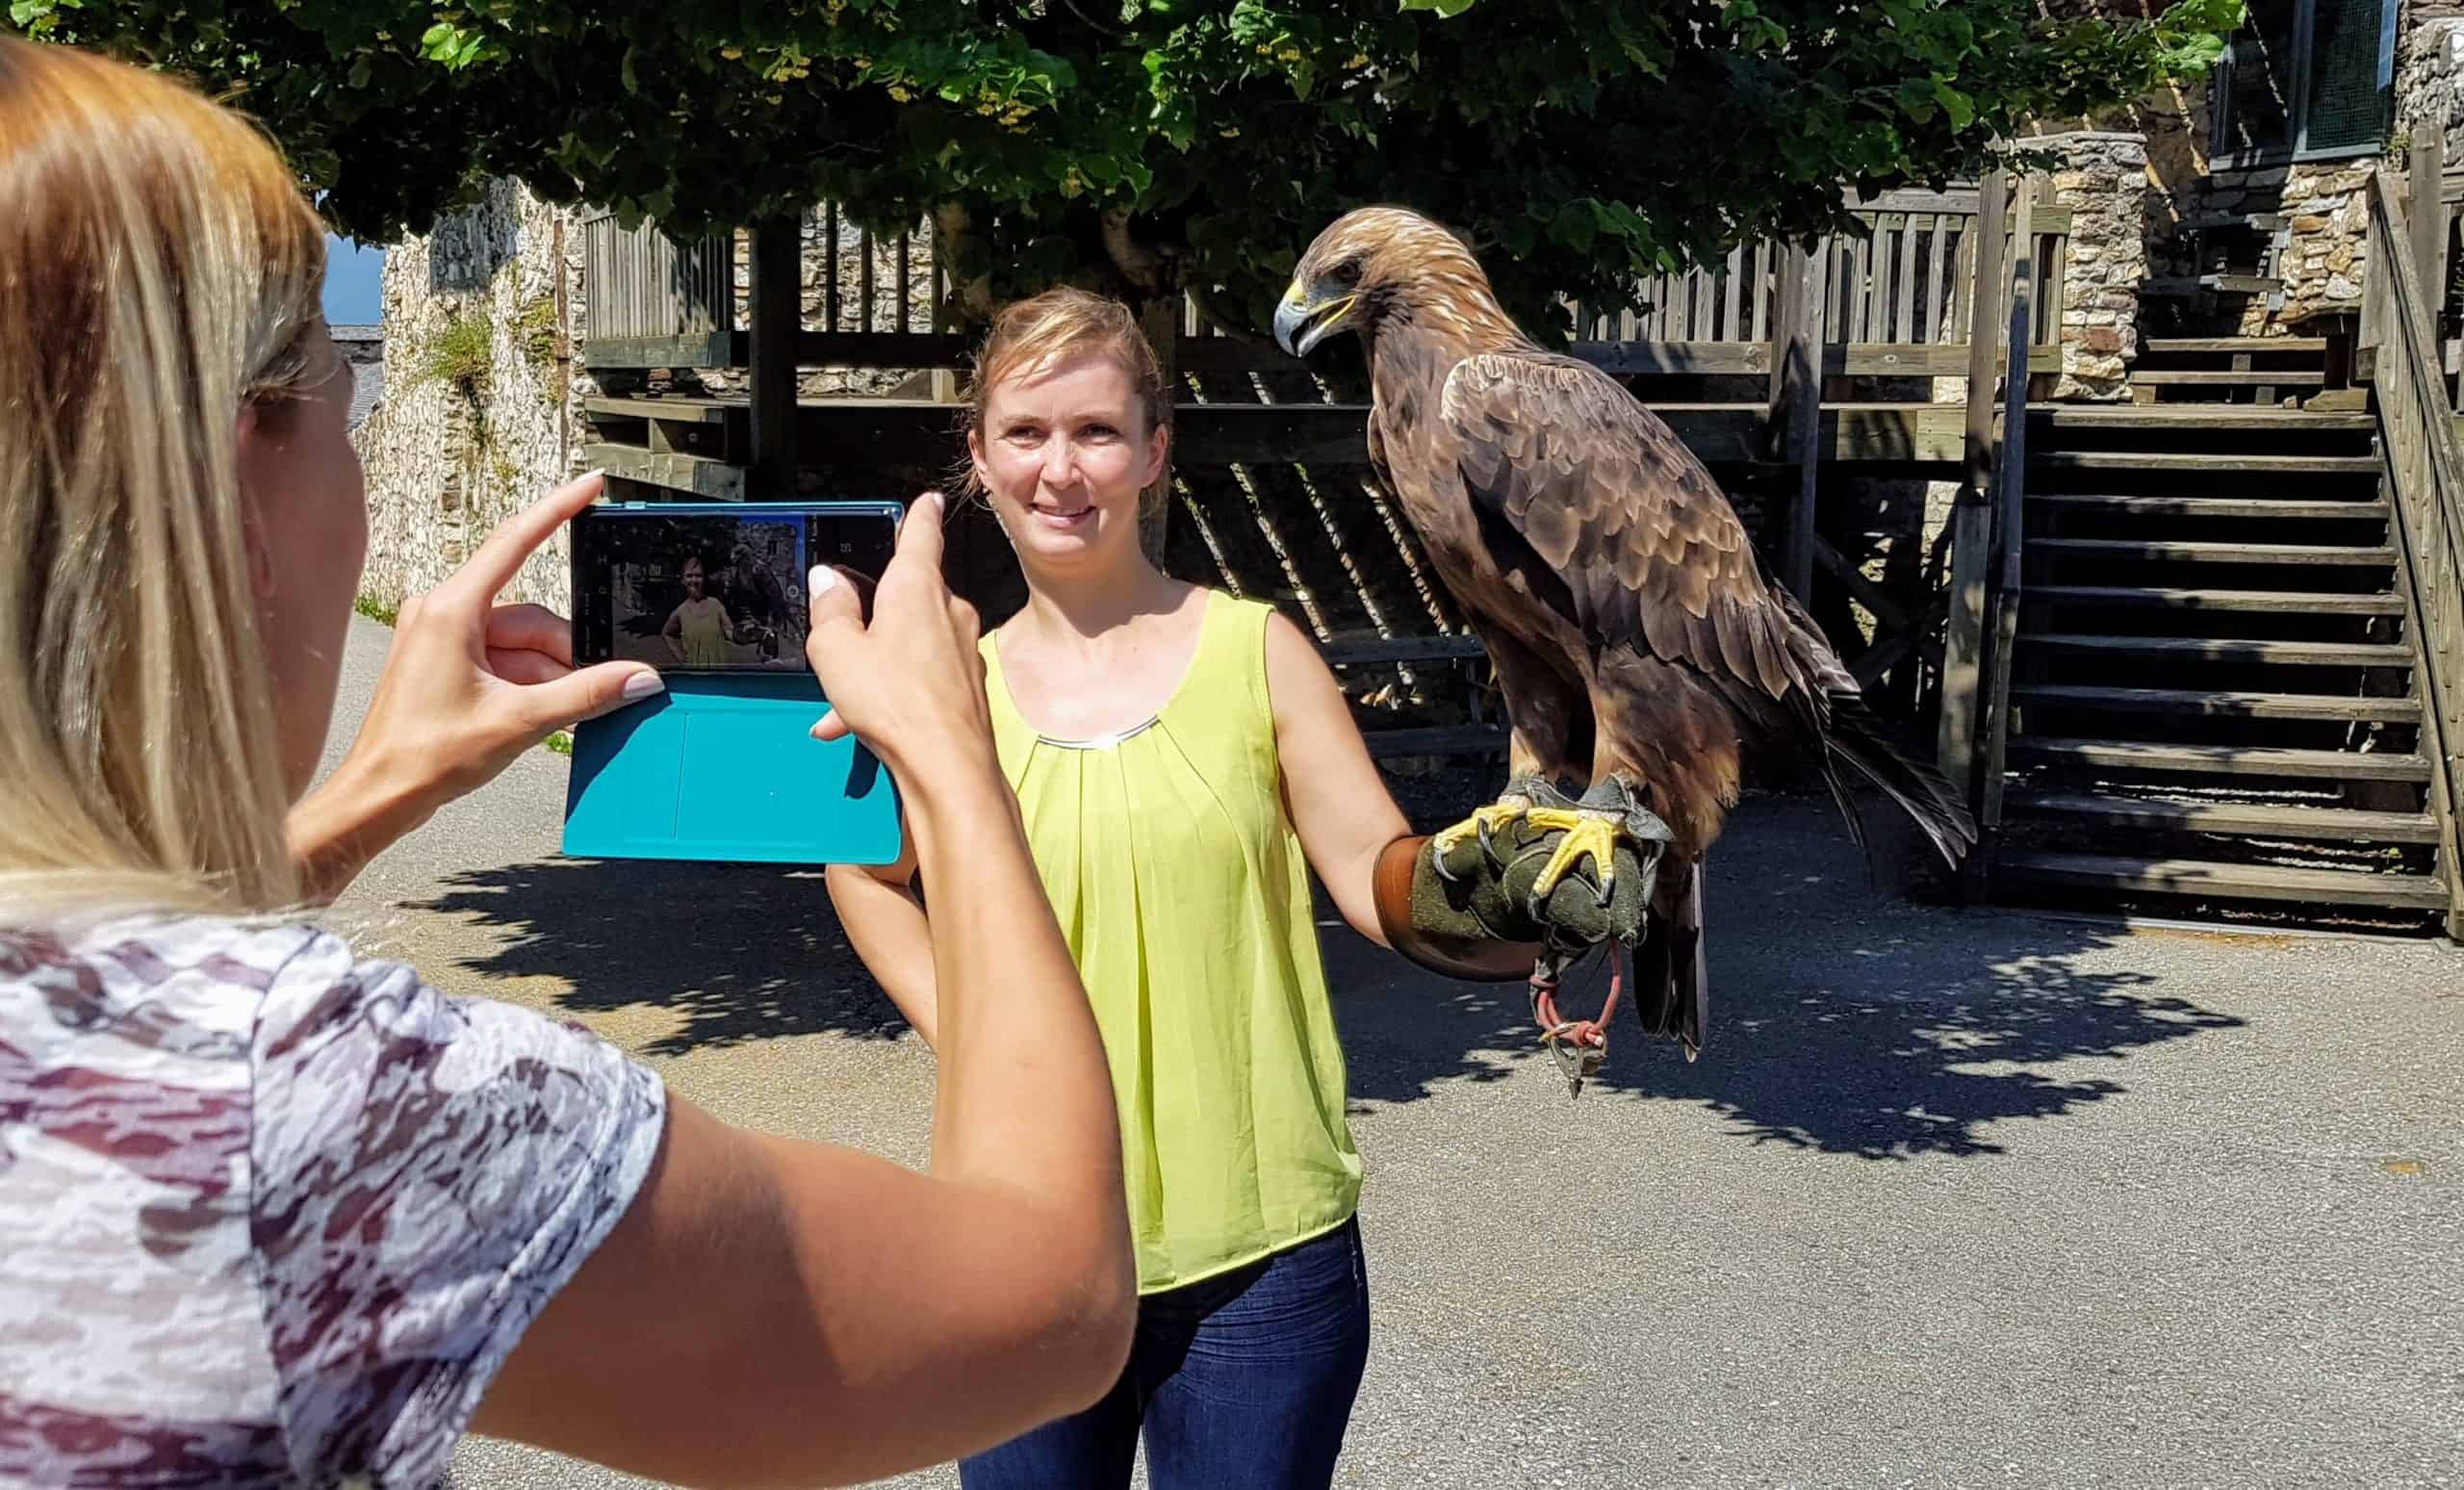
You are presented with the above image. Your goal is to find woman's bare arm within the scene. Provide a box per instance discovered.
[1264,611,1536,979]
[824,831,942,1045]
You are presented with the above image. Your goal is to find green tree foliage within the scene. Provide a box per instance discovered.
[11,0,2236,339]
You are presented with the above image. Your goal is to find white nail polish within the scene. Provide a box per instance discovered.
[622,673,665,701]
[809,565,839,595]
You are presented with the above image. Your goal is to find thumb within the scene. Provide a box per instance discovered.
[803,564,863,746]
[808,563,861,635]
[525,661,666,730]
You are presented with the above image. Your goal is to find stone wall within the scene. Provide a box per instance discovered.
[2238,163,2374,332]
[2040,131,2150,399]
[2398,16,2464,157]
[353,179,596,614]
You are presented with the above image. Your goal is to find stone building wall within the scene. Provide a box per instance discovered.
[2220,13,2464,335]
[2023,0,2464,342]
[353,179,596,614]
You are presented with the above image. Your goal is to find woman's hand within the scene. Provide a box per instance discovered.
[805,492,998,793]
[289,472,660,900]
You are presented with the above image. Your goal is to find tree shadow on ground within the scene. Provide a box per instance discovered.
[398,861,908,1056]
[401,775,2246,1158]
[1335,776,2248,1158]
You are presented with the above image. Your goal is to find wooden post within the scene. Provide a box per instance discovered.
[1139,295,1178,570]
[1763,243,1801,458]
[2412,133,2447,354]
[748,217,803,500]
[1767,240,1827,602]
[1937,169,2009,802]
[1976,177,2037,882]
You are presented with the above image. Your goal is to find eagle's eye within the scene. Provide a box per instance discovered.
[1330,258,1363,288]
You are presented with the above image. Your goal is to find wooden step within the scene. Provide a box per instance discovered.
[2125,370,2328,387]
[1993,852,2449,911]
[2030,586,2404,615]
[2027,494,2386,520]
[2142,337,2328,355]
[2024,406,2365,432]
[2014,738,2433,782]
[2031,539,2396,565]
[2022,634,2417,667]
[2007,792,2440,843]
[2011,684,2422,723]
[2031,451,2377,474]
[582,396,732,424]
[2142,274,2289,298]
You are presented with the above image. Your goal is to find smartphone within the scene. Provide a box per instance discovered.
[570,499,903,673]
[560,499,908,866]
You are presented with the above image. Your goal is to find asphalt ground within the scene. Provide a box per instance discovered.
[314,616,2463,1489]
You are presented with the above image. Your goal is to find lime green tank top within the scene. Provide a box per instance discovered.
[982,588,1364,1294]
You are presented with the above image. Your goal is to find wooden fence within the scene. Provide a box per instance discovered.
[580,189,2069,382]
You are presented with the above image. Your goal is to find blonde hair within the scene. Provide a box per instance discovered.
[962,288,1171,519]
[0,37,328,927]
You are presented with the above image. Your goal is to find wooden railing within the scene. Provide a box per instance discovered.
[1968,181,2040,890]
[2361,167,2464,936]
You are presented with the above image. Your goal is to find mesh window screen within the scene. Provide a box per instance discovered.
[2302,0,2390,153]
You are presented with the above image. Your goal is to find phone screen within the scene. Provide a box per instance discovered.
[570,501,900,673]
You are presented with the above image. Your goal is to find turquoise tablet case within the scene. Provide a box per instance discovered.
[560,657,903,865]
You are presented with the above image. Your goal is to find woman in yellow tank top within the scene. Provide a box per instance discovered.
[827,289,1536,1490]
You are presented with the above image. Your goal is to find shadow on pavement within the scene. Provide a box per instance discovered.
[406,782,2246,1157]
[402,859,906,1055]
[1335,780,2248,1158]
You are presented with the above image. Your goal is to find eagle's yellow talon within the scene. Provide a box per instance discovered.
[1527,812,1627,899]
[1431,794,1534,858]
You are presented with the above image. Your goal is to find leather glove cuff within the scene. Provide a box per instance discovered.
[1372,835,1533,983]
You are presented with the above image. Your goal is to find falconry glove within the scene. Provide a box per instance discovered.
[1373,780,1672,977]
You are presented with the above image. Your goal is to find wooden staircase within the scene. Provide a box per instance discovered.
[1985,402,2454,926]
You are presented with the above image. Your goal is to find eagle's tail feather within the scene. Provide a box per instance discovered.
[1630,860,1707,1056]
[1814,752,1874,878]
[1820,689,1978,872]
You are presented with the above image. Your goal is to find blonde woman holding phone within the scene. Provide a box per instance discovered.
[0,36,1132,1489]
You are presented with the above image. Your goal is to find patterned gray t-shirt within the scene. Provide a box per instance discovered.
[0,915,668,1488]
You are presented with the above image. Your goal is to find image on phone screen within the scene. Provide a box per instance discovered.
[572,504,897,674]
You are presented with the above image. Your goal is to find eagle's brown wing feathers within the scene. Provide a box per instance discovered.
[1437,350,1827,735]
[1435,349,1975,872]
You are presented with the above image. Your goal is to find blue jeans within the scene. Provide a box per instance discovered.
[958,1217,1372,1490]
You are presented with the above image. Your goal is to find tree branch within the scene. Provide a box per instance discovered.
[1099,208,1179,297]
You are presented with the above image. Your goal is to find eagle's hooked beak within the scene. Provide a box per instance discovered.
[1273,280,1357,359]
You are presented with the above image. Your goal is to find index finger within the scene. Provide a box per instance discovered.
[444,471,606,604]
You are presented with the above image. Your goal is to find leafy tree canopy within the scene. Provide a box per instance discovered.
[11,0,2237,338]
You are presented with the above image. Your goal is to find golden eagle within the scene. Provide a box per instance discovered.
[1275,207,1975,1066]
